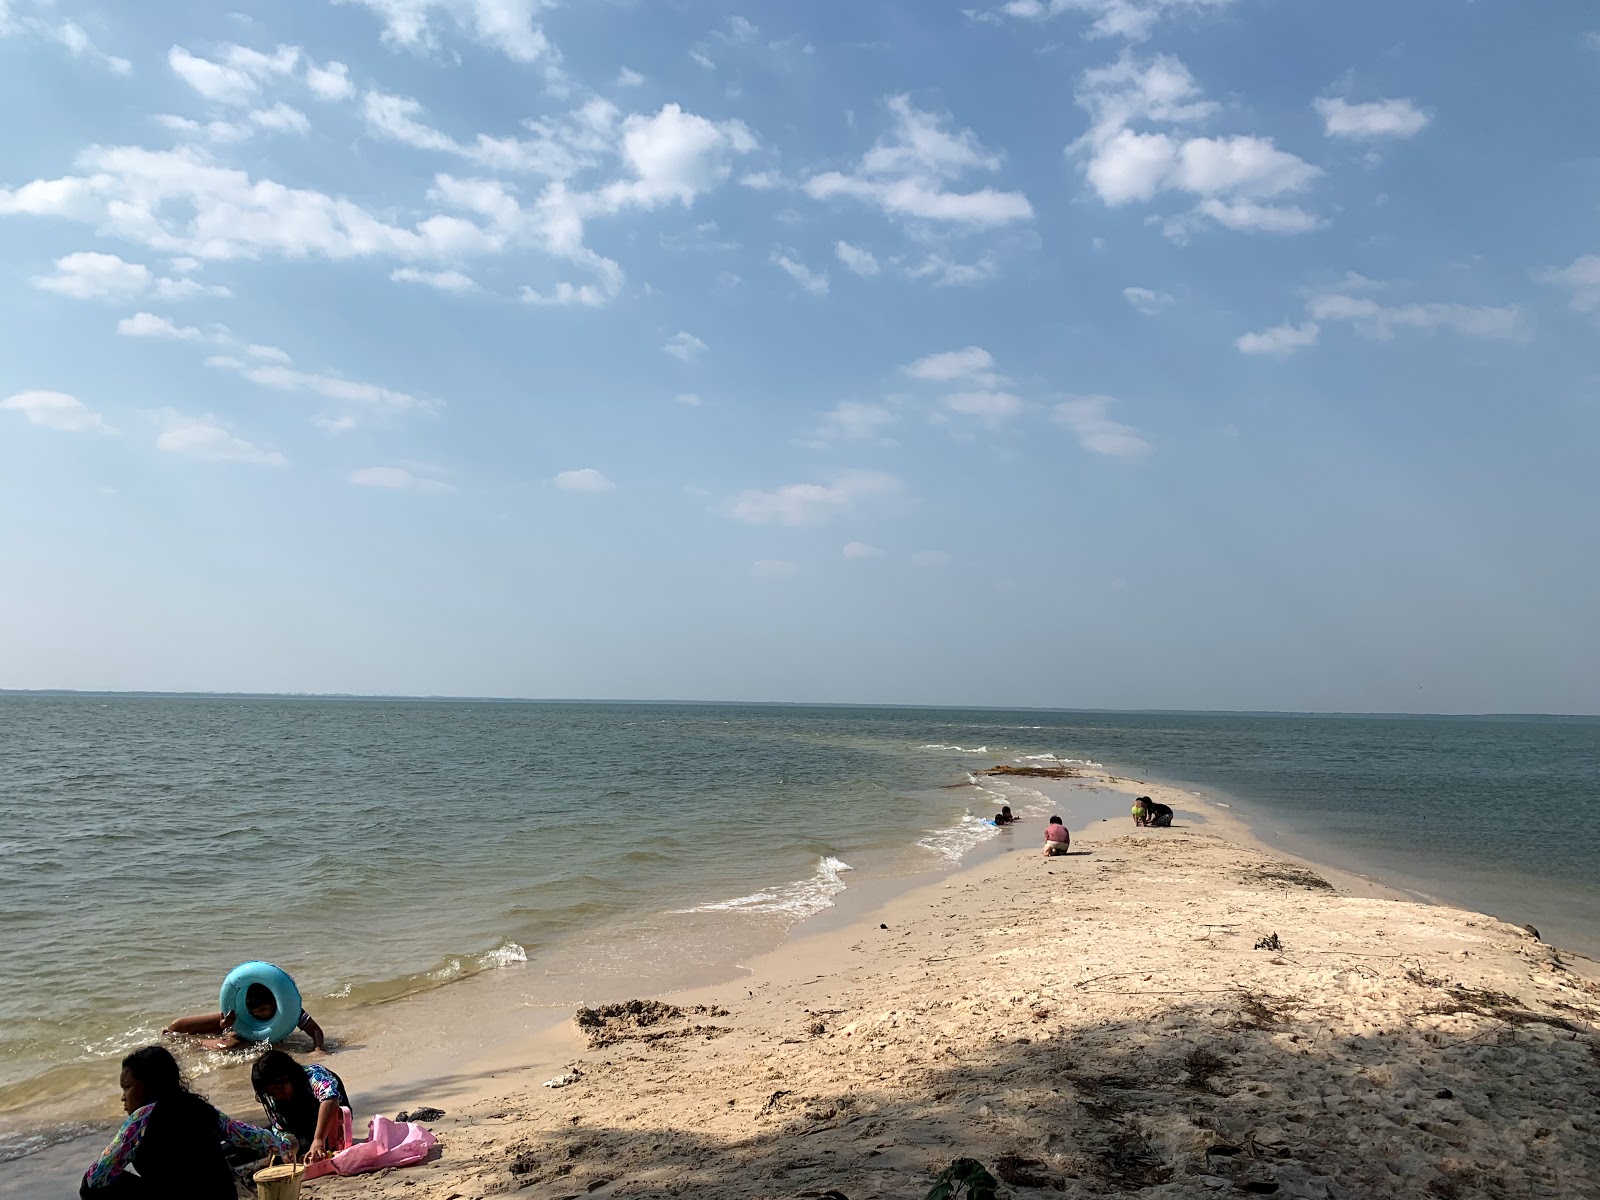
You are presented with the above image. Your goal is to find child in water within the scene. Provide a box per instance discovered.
[165,983,326,1053]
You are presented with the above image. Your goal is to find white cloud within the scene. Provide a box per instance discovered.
[1236,321,1319,356]
[1055,394,1150,457]
[1123,285,1173,314]
[740,170,784,191]
[246,344,291,363]
[1305,292,1526,342]
[805,95,1033,229]
[903,253,1000,287]
[152,276,231,299]
[168,43,300,106]
[1315,97,1431,140]
[843,541,885,559]
[595,104,757,211]
[773,251,828,295]
[810,401,895,444]
[0,6,130,73]
[34,251,151,300]
[903,346,1000,387]
[118,312,202,340]
[34,251,228,302]
[156,105,315,144]
[336,0,558,63]
[911,549,952,568]
[998,0,1237,41]
[351,96,751,304]
[392,266,477,291]
[732,470,903,527]
[616,66,645,88]
[350,465,453,493]
[835,241,879,276]
[1072,52,1320,236]
[752,559,800,578]
[154,409,286,465]
[941,390,1023,423]
[1536,255,1600,316]
[663,331,709,363]
[1,390,114,433]
[690,49,715,71]
[728,16,759,42]
[553,467,616,491]
[250,104,311,135]
[230,362,424,409]
[305,60,355,101]
[675,392,703,406]
[0,145,510,264]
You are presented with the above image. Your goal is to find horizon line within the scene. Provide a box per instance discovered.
[0,688,1593,721]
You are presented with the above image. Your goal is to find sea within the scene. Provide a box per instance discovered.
[2,695,1597,1181]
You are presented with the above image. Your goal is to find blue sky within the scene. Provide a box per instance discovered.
[1,0,1596,713]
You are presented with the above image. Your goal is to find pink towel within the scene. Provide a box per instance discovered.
[301,1112,437,1179]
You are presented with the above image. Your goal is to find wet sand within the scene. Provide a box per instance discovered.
[12,775,1599,1198]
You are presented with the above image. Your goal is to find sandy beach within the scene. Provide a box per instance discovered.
[10,772,1597,1199]
[273,774,1600,1200]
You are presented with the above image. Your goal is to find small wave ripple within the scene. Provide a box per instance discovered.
[673,856,853,919]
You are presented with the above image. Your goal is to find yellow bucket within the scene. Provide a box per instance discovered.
[252,1158,305,1200]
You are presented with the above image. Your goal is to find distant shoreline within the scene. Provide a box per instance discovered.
[2,690,1594,720]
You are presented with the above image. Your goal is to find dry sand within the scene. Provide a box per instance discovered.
[313,779,1600,1200]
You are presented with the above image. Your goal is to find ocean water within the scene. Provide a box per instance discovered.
[1,696,1596,1169]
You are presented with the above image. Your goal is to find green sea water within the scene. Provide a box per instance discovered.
[1,695,1595,1167]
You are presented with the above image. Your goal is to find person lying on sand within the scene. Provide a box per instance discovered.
[1042,816,1071,856]
[164,983,326,1054]
[993,805,1019,826]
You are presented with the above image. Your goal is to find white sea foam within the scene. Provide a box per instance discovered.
[427,940,528,983]
[917,811,1001,862]
[921,743,990,753]
[676,856,854,920]
[1015,753,1104,769]
[480,940,529,968]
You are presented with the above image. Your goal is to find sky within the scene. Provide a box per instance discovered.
[1,0,1597,713]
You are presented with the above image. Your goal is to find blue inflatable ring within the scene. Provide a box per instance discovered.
[218,962,302,1044]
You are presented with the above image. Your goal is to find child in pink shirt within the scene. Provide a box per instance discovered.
[1042,816,1071,856]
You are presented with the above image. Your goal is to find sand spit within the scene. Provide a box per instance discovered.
[337,822,1600,1200]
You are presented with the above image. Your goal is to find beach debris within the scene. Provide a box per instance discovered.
[762,1090,793,1115]
[394,1107,445,1123]
[543,1072,581,1089]
[1241,863,1334,891]
[1521,924,1542,941]
[573,999,731,1048]
[1254,932,1282,951]
[925,1158,999,1200]
[1183,1046,1228,1090]
[1232,991,1299,1031]
[880,923,889,930]
[1435,1088,1454,1099]
[985,765,1080,779]
[991,1153,1058,1189]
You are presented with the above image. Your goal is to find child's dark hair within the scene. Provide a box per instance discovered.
[251,1049,310,1104]
[1049,815,1063,825]
[245,983,277,1014]
[122,1045,189,1102]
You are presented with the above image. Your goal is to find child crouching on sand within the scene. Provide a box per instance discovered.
[1042,816,1071,856]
